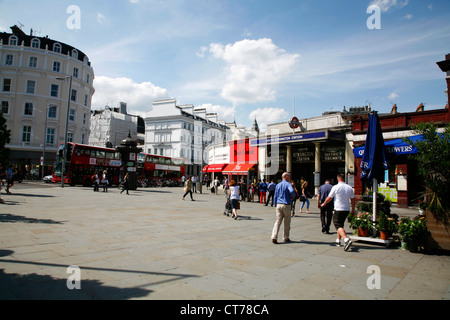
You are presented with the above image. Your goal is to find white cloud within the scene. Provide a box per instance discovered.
[195,46,208,58]
[369,0,409,12]
[388,91,399,100]
[403,14,413,20]
[92,76,170,114]
[97,13,106,24]
[248,107,289,131]
[197,103,236,122]
[209,38,300,104]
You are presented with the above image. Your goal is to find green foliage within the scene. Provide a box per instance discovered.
[398,215,430,245]
[404,122,450,220]
[349,212,374,232]
[377,212,399,233]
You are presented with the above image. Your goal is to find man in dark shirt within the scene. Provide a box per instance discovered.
[317,179,333,234]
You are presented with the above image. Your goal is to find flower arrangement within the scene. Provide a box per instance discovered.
[398,215,430,251]
[350,212,373,231]
[377,212,399,234]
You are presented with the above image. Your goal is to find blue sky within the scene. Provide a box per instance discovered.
[1,0,449,130]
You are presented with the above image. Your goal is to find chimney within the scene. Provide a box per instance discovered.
[391,104,398,114]
[120,102,127,115]
[416,103,424,112]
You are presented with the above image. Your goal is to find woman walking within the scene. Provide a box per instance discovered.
[299,181,313,213]
[182,176,195,201]
[229,180,240,220]
[290,180,299,217]
[120,173,129,195]
[101,170,109,192]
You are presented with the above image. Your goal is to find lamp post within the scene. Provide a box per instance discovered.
[56,75,73,188]
[41,106,49,180]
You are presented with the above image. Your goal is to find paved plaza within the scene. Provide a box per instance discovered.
[0,182,449,300]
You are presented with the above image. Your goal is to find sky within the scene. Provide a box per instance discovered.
[1,0,449,130]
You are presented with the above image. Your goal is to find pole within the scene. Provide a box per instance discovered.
[42,107,48,180]
[373,178,377,237]
[61,76,72,188]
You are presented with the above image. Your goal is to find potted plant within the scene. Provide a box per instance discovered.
[350,212,373,237]
[398,215,430,252]
[418,200,428,215]
[377,212,398,240]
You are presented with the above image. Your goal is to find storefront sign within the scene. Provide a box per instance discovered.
[250,131,327,146]
[322,146,345,161]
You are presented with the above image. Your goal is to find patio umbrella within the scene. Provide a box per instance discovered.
[360,112,388,236]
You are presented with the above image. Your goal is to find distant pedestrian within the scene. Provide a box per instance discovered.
[271,172,297,244]
[265,179,276,206]
[101,170,109,192]
[92,171,100,192]
[318,179,334,234]
[290,180,300,217]
[182,176,195,201]
[192,176,197,193]
[259,179,267,204]
[228,180,240,220]
[121,173,130,195]
[321,173,355,251]
[206,176,211,190]
[6,165,14,194]
[299,181,312,213]
[213,177,219,195]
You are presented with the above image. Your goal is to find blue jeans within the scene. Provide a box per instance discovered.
[301,197,310,209]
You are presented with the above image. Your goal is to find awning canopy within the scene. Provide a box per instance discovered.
[222,163,257,175]
[354,135,422,159]
[202,163,227,173]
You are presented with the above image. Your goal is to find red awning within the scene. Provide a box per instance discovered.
[222,163,257,175]
[203,163,227,173]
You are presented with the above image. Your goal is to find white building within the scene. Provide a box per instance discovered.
[0,25,95,175]
[89,102,139,148]
[144,99,231,176]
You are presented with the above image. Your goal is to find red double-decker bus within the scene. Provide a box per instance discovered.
[52,143,122,186]
[137,153,185,186]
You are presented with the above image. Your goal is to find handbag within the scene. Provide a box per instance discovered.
[300,194,306,202]
[236,201,241,210]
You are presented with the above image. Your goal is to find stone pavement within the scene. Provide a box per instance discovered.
[0,182,449,300]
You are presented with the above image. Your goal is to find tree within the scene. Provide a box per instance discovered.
[404,122,450,221]
[0,112,11,165]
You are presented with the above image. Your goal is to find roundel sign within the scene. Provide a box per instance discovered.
[288,117,300,129]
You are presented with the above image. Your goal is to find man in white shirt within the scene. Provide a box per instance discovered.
[321,173,355,251]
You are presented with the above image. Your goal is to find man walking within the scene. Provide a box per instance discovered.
[265,179,276,206]
[317,179,334,234]
[321,173,355,251]
[271,172,297,244]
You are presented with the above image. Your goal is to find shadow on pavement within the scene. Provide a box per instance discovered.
[0,214,65,225]
[0,254,199,300]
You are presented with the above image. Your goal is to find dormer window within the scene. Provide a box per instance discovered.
[53,43,62,53]
[31,38,40,48]
[9,36,18,46]
[72,49,78,59]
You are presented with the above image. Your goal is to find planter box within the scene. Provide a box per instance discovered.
[425,209,450,251]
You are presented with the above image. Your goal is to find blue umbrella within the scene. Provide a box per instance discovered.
[360,112,388,183]
[360,112,388,237]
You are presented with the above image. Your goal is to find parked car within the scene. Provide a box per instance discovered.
[43,175,53,183]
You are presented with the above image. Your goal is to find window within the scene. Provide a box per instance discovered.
[160,149,163,156]
[67,133,73,143]
[84,94,88,106]
[9,36,18,46]
[73,67,78,78]
[53,61,61,72]
[1,101,9,114]
[50,84,59,97]
[46,128,55,145]
[22,126,32,143]
[86,74,90,84]
[26,80,36,94]
[29,57,38,68]
[48,105,57,118]
[71,89,77,102]
[82,113,87,125]
[53,43,61,53]
[81,134,86,145]
[31,38,40,48]
[72,49,78,59]
[2,79,11,92]
[5,54,13,66]
[24,102,34,116]
[69,109,76,121]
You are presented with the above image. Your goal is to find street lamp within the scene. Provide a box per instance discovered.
[56,75,73,188]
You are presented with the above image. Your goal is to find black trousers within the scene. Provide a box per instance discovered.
[265,191,275,206]
[320,203,334,231]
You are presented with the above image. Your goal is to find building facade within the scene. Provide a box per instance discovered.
[0,25,95,176]
[144,99,231,177]
[89,102,140,148]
